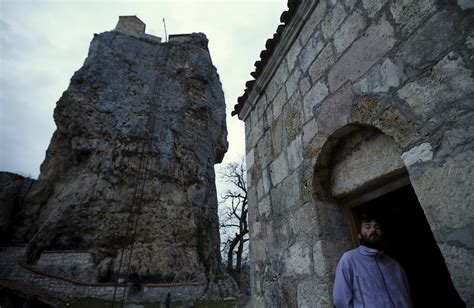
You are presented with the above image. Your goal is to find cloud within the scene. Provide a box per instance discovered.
[0,1,287,178]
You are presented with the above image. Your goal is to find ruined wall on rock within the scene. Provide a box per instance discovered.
[1,16,234,299]
[235,1,473,307]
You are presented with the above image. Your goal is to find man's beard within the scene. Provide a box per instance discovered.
[360,233,383,250]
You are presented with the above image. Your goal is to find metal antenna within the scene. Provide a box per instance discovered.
[163,18,168,42]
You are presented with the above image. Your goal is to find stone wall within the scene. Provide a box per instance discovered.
[238,0,473,306]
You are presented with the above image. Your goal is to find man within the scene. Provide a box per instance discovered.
[333,214,412,308]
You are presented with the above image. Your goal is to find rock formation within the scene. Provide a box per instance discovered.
[1,16,234,300]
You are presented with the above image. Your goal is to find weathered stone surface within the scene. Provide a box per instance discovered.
[286,39,302,73]
[302,118,318,147]
[3,26,235,299]
[457,0,474,10]
[333,9,367,55]
[410,150,473,230]
[390,0,436,37]
[362,0,388,18]
[328,16,396,92]
[309,44,335,84]
[287,135,304,172]
[269,152,288,186]
[397,10,464,69]
[331,129,404,198]
[285,68,301,99]
[272,87,287,119]
[438,243,474,305]
[303,80,329,122]
[299,0,327,45]
[271,114,287,157]
[0,172,34,241]
[284,94,303,142]
[397,52,474,120]
[314,82,352,136]
[285,242,312,275]
[321,2,347,40]
[298,32,325,72]
[353,58,405,94]
[401,142,434,167]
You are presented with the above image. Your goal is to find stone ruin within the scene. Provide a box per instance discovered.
[0,16,236,305]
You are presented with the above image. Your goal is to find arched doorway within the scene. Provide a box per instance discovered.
[314,124,464,307]
[346,182,464,307]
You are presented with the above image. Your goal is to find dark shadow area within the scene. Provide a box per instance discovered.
[352,185,465,308]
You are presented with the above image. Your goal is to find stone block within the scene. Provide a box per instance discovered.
[269,152,288,186]
[457,0,474,10]
[397,10,463,69]
[272,87,288,120]
[286,69,302,99]
[353,58,405,94]
[362,0,388,18]
[284,94,303,142]
[303,80,329,122]
[287,135,304,172]
[298,32,325,73]
[390,0,436,37]
[397,51,474,120]
[286,39,302,73]
[262,167,271,195]
[299,75,312,97]
[258,195,271,218]
[410,150,474,230]
[438,243,474,305]
[271,114,287,158]
[401,142,433,168]
[285,242,312,275]
[331,130,405,197]
[270,171,301,215]
[289,202,317,237]
[333,9,367,55]
[328,16,396,92]
[299,0,328,45]
[297,279,332,308]
[321,2,348,40]
[246,148,255,170]
[256,131,273,169]
[302,118,318,147]
[309,44,335,84]
[314,82,352,136]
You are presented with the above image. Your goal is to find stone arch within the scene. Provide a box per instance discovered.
[313,123,406,202]
[310,123,465,306]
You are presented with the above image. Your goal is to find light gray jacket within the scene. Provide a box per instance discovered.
[333,245,412,308]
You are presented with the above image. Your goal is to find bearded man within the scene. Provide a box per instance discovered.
[333,214,413,308]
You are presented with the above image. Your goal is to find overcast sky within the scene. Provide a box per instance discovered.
[0,0,287,179]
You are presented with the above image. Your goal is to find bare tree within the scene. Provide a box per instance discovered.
[219,160,249,277]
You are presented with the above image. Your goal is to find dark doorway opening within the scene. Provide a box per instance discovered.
[351,184,465,307]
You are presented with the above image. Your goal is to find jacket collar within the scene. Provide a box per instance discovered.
[357,245,381,257]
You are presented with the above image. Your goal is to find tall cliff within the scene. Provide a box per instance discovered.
[2,17,232,297]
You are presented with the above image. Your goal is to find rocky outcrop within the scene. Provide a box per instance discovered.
[3,18,234,299]
[0,172,35,242]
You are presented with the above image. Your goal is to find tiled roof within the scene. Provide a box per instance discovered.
[232,0,301,117]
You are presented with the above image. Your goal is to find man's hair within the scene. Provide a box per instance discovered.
[359,213,382,229]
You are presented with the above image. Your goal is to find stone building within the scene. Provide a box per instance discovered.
[233,0,473,307]
[0,16,235,305]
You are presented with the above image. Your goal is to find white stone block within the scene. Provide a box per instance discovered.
[246,148,254,170]
[354,58,405,94]
[302,118,318,147]
[287,135,304,171]
[401,142,433,167]
[270,153,289,186]
[303,81,328,122]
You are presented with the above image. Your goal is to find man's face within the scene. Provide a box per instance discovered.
[358,220,382,248]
